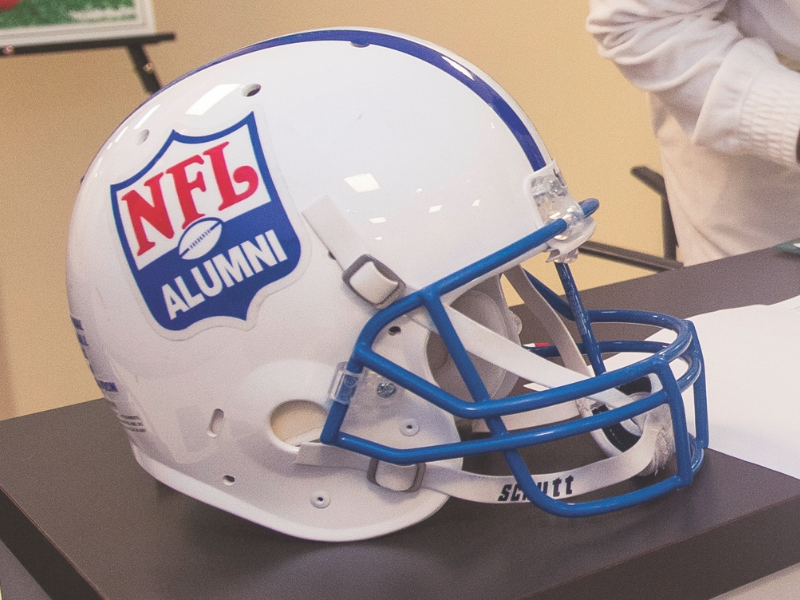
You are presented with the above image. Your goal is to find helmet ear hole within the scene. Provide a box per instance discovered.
[270,400,328,446]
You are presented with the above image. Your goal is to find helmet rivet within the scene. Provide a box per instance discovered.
[376,382,397,398]
[400,419,419,436]
[311,491,330,508]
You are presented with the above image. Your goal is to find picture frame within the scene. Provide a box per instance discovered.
[0,0,155,48]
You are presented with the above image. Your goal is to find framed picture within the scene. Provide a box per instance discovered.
[0,0,155,48]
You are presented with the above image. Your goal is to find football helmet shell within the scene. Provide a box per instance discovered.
[66,28,708,541]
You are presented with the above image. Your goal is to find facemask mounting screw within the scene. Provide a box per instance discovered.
[376,382,397,398]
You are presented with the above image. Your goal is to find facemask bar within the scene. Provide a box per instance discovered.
[555,261,606,376]
[319,199,709,517]
[522,266,709,450]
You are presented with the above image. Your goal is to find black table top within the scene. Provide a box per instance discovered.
[4,247,800,600]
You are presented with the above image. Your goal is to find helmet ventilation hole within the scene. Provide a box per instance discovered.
[350,41,370,48]
[207,408,225,437]
[136,129,149,145]
[388,326,401,336]
[222,475,236,486]
[311,491,330,508]
[242,84,261,97]
[400,419,419,436]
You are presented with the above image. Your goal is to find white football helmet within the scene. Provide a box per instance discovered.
[67,28,708,541]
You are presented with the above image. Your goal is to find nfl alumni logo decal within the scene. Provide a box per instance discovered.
[111,113,302,333]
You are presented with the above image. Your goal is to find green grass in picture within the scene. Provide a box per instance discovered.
[0,0,136,29]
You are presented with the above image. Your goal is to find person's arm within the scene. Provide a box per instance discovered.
[587,0,800,167]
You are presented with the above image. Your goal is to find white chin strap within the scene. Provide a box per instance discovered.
[486,267,673,473]
[296,408,668,502]
[295,264,676,503]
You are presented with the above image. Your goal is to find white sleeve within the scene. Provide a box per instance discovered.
[586,0,800,167]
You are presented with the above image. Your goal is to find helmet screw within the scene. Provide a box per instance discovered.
[376,382,397,398]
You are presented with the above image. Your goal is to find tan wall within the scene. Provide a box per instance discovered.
[0,1,661,418]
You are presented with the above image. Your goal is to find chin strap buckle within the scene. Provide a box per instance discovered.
[342,255,406,309]
[367,459,426,493]
[303,195,407,309]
